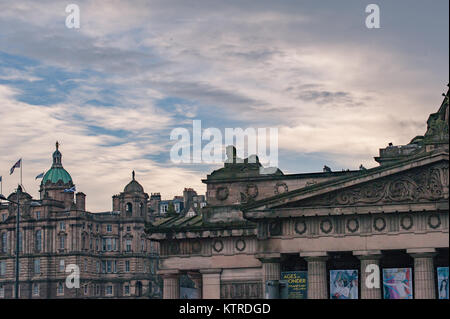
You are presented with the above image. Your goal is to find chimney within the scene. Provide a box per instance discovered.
[76,192,86,211]
[112,195,120,212]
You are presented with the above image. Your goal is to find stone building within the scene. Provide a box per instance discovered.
[147,89,449,299]
[0,143,161,299]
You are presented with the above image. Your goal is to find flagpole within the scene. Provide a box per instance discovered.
[20,158,23,187]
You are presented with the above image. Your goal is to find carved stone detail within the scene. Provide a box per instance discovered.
[235,239,246,252]
[373,217,386,232]
[216,187,229,201]
[221,281,262,299]
[269,221,282,236]
[320,219,333,234]
[295,219,307,235]
[291,164,447,207]
[346,218,359,233]
[213,239,224,253]
[246,184,259,199]
[428,214,441,229]
[274,182,288,195]
[400,215,413,230]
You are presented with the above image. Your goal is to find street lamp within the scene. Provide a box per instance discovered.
[0,187,41,299]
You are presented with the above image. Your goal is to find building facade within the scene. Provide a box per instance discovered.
[147,89,449,299]
[0,144,161,299]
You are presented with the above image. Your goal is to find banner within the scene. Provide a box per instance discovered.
[180,274,201,299]
[280,271,308,299]
[329,270,358,299]
[437,267,449,299]
[382,268,413,299]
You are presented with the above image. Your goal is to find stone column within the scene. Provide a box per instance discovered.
[354,250,382,299]
[200,269,222,299]
[256,253,281,298]
[159,270,180,299]
[302,252,328,299]
[408,248,437,299]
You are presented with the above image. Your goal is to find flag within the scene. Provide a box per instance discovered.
[0,176,2,182]
[10,159,21,175]
[35,172,45,180]
[63,186,76,193]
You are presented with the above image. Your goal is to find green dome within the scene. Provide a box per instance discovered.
[42,167,72,185]
[41,141,73,186]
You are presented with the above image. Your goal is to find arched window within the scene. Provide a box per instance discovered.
[35,230,42,252]
[126,203,132,216]
[136,281,142,297]
[139,203,144,216]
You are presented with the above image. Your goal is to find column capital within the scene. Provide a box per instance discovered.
[353,250,382,260]
[301,251,328,261]
[256,253,281,263]
[200,268,222,275]
[158,269,180,278]
[407,248,437,258]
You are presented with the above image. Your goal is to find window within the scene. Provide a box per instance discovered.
[59,236,65,250]
[84,285,88,295]
[106,285,113,296]
[96,285,100,295]
[96,261,100,273]
[141,239,145,252]
[107,260,112,273]
[102,238,106,251]
[33,283,39,296]
[35,230,42,252]
[0,261,6,276]
[1,214,6,222]
[96,238,99,251]
[0,285,4,298]
[59,259,65,272]
[96,224,99,232]
[113,238,117,251]
[89,239,93,250]
[84,259,88,272]
[125,260,130,272]
[126,226,131,232]
[126,239,132,252]
[106,238,112,251]
[34,259,40,275]
[1,233,7,253]
[106,224,112,232]
[102,261,106,273]
[139,203,144,216]
[82,222,85,230]
[57,282,64,295]
[113,261,117,273]
[124,285,130,295]
[59,222,65,231]
[35,211,41,220]
[126,203,132,215]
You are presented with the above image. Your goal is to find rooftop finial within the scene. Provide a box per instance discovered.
[56,141,60,151]
[132,170,135,180]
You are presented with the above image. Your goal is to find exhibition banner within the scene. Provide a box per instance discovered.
[437,267,449,299]
[329,270,358,299]
[280,271,308,299]
[382,268,413,299]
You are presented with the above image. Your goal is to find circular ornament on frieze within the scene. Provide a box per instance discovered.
[213,239,224,253]
[295,219,307,235]
[373,217,386,232]
[320,219,333,234]
[216,187,229,201]
[428,214,441,229]
[235,239,246,252]
[246,184,259,199]
[400,215,413,230]
[346,218,359,233]
[192,240,202,253]
[269,221,282,236]
[274,182,288,195]
[169,242,180,255]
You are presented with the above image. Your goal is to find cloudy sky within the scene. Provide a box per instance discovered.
[0,0,448,212]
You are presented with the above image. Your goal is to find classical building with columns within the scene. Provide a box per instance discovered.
[0,144,161,299]
[147,89,449,299]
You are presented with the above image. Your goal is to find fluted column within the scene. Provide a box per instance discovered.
[188,271,202,299]
[354,250,382,299]
[159,270,180,299]
[200,269,222,299]
[257,253,281,298]
[303,252,328,299]
[408,249,437,299]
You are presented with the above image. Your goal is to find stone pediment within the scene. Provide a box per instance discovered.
[243,152,449,212]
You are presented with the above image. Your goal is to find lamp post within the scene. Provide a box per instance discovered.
[0,187,40,299]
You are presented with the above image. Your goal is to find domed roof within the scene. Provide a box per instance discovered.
[123,171,144,193]
[42,167,72,185]
[41,142,73,186]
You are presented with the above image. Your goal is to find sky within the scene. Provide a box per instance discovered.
[0,0,448,212]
